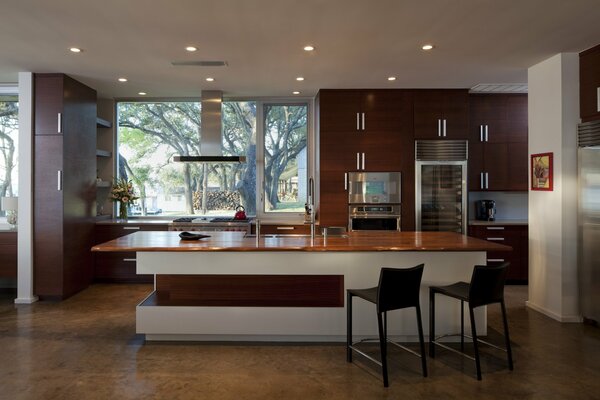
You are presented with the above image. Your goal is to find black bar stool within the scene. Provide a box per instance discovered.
[347,264,427,387]
[429,262,513,380]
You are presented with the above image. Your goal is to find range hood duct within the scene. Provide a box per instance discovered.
[173,90,246,163]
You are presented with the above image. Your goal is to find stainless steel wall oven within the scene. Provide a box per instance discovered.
[347,172,401,231]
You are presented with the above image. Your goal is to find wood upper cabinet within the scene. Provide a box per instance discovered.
[580,44,600,122]
[319,89,412,134]
[414,89,469,139]
[34,73,97,299]
[468,94,528,191]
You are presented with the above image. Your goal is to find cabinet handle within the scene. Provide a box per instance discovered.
[438,119,442,137]
[485,125,489,142]
[485,172,489,189]
[362,113,365,130]
[480,125,484,142]
[443,119,447,137]
[123,258,136,262]
[356,113,360,131]
[57,113,62,134]
[57,170,63,191]
[487,237,505,241]
[356,153,360,170]
[480,172,484,189]
[362,152,365,170]
[123,226,141,230]
[486,226,505,230]
[344,173,348,190]
[276,226,295,230]
[488,258,505,262]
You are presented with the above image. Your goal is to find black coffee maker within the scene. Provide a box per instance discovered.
[475,200,496,221]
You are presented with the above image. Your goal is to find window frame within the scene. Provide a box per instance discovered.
[255,99,313,222]
[113,96,314,222]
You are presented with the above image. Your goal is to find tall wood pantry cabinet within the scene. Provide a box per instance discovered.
[34,73,97,299]
[317,89,414,230]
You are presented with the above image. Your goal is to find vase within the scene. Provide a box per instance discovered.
[118,202,128,220]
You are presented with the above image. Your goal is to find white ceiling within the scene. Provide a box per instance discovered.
[1,0,599,99]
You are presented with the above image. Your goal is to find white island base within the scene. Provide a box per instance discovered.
[136,251,486,342]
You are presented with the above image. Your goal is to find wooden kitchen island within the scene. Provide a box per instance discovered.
[92,231,509,342]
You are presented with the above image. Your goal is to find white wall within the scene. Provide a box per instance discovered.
[527,53,579,322]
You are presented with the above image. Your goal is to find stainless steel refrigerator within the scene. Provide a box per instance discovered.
[415,140,468,233]
[578,120,600,323]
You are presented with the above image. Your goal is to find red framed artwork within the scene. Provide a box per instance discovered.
[531,152,553,191]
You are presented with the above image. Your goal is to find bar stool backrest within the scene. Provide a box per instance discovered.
[468,262,510,308]
[377,264,425,313]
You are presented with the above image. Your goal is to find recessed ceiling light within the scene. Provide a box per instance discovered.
[303,45,315,52]
[118,78,128,82]
[186,46,197,52]
[69,47,82,53]
[293,91,301,95]
[387,76,397,81]
[296,77,304,81]
[138,92,147,96]
[422,44,434,51]
[206,77,215,82]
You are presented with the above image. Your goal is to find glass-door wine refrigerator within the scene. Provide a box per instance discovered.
[415,140,468,233]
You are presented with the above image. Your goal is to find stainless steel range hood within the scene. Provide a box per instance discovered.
[173,90,246,163]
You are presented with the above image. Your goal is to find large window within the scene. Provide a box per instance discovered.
[116,99,310,218]
[262,104,308,213]
[0,93,18,218]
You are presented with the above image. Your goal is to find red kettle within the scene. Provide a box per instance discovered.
[234,205,247,220]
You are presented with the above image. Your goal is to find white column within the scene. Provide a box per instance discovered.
[15,72,38,304]
[527,53,579,322]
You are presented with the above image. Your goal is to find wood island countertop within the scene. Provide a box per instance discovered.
[91,231,511,252]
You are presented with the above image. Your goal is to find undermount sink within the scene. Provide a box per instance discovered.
[244,234,349,239]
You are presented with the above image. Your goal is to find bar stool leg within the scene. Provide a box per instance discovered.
[469,306,482,380]
[347,292,353,363]
[383,311,387,343]
[429,289,435,358]
[460,300,465,352]
[377,312,389,387]
[501,300,514,370]
[415,304,428,377]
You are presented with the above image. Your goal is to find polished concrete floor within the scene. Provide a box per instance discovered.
[0,284,599,399]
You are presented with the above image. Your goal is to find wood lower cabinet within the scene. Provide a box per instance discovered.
[34,73,97,299]
[250,224,312,235]
[468,94,528,191]
[94,224,169,283]
[0,232,17,278]
[413,89,469,139]
[469,224,528,283]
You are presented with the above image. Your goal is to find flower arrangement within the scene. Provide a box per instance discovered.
[111,178,139,219]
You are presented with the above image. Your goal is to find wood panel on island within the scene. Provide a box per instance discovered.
[317,89,415,230]
[94,224,169,283]
[33,73,97,299]
[468,224,528,284]
[468,93,528,192]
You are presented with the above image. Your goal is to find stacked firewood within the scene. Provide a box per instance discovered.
[193,191,241,211]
